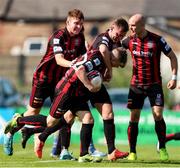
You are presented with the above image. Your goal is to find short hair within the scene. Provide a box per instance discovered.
[113,18,129,32]
[112,47,127,67]
[67,9,84,20]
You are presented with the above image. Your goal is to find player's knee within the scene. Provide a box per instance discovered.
[47,121,54,127]
[101,104,114,120]
[152,106,163,120]
[46,115,58,127]
[24,106,41,116]
[102,111,114,120]
[153,113,163,121]
[82,113,94,124]
[102,108,114,120]
[64,111,75,124]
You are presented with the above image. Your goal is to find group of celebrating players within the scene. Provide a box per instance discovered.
[3,8,179,163]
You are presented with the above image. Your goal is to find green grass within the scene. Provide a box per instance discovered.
[0,144,180,167]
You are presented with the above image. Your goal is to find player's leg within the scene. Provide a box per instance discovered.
[34,89,72,158]
[23,80,51,117]
[157,132,180,153]
[21,106,42,149]
[3,114,47,155]
[70,98,102,163]
[51,111,76,160]
[3,81,50,156]
[17,106,43,154]
[36,111,75,158]
[50,123,74,160]
[90,85,128,160]
[127,109,140,161]
[126,85,145,161]
[4,106,42,135]
[3,105,41,156]
[76,110,102,163]
[59,122,76,160]
[21,126,45,149]
[4,114,47,134]
[152,105,169,160]
[50,130,62,158]
[27,83,55,154]
[150,84,168,161]
[77,110,94,155]
[95,102,128,160]
[166,132,180,142]
[153,106,169,161]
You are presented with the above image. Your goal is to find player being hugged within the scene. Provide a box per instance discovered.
[4,47,126,160]
[72,47,126,94]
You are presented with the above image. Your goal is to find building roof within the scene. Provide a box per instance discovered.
[0,0,180,22]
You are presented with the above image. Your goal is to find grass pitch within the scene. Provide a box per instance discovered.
[0,143,180,167]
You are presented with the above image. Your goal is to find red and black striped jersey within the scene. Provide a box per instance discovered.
[33,27,86,85]
[122,31,172,86]
[55,50,106,97]
[89,30,121,51]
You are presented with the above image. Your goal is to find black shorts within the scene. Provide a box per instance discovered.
[50,90,89,119]
[127,84,164,109]
[29,79,55,108]
[89,84,112,106]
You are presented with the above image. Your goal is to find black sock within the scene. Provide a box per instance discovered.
[155,118,166,149]
[39,116,67,142]
[27,126,46,134]
[18,114,47,127]
[11,115,46,134]
[60,124,71,149]
[127,122,138,153]
[103,119,115,154]
[11,124,24,134]
[174,132,180,140]
[80,123,93,156]
[166,132,180,142]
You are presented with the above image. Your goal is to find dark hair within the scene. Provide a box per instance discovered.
[68,9,84,20]
[114,17,129,32]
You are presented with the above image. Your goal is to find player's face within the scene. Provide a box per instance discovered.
[66,17,83,36]
[129,19,143,36]
[111,25,126,42]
